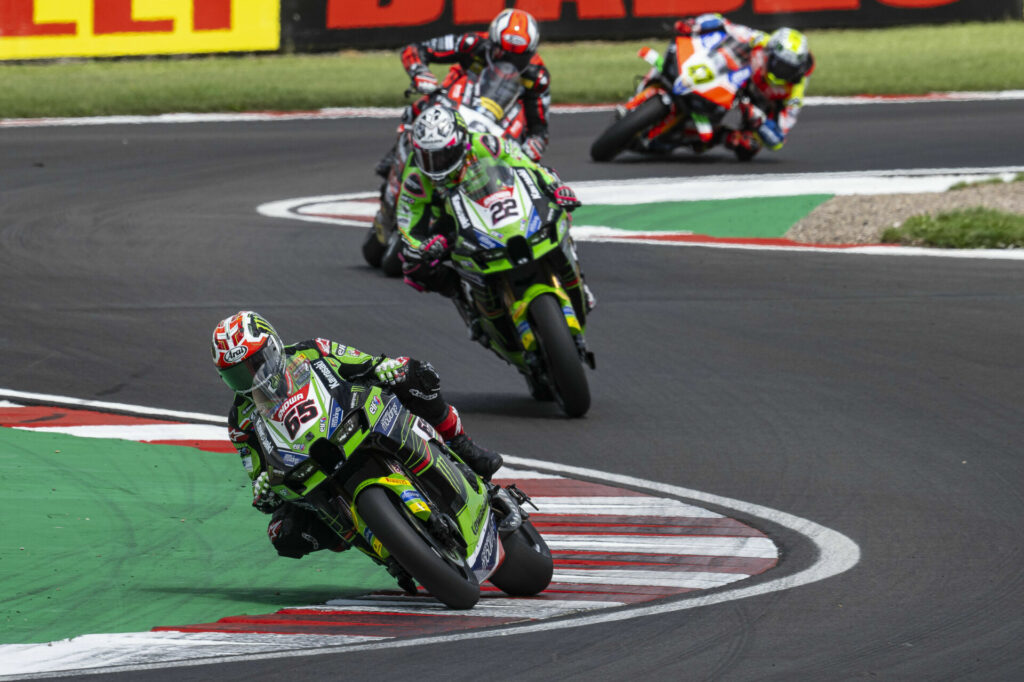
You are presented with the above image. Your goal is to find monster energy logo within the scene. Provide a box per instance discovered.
[248,314,276,338]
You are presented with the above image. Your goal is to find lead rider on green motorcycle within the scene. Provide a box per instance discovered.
[211,310,503,560]
[397,104,595,312]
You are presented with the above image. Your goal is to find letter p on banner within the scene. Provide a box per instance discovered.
[1,0,281,60]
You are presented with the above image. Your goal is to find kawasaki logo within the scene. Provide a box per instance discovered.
[313,360,340,389]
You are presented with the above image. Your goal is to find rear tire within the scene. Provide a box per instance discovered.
[362,227,386,268]
[590,95,670,162]
[489,520,553,597]
[356,486,479,609]
[528,294,590,418]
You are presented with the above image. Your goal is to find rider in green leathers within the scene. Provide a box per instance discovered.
[395,104,593,310]
[212,311,503,560]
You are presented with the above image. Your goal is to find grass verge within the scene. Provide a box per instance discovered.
[1,21,1023,117]
[882,208,1024,248]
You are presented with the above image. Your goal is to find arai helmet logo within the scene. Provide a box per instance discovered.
[224,346,248,363]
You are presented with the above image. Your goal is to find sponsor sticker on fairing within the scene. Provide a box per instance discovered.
[514,168,543,201]
[374,398,401,435]
[254,418,274,456]
[526,208,542,237]
[328,403,344,434]
[313,359,340,390]
[729,66,752,88]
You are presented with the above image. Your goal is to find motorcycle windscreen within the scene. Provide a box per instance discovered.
[476,61,523,120]
[252,354,313,420]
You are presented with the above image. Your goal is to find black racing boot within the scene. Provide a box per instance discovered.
[447,434,503,481]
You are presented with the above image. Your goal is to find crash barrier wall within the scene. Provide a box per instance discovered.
[284,0,1024,51]
[1,0,1021,60]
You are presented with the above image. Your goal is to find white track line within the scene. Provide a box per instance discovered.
[0,392,860,680]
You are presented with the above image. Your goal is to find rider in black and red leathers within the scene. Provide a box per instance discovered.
[399,8,551,162]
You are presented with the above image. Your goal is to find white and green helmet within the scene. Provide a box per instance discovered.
[411,105,469,181]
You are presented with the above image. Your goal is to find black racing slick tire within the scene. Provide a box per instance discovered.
[488,520,553,597]
[590,95,671,162]
[381,231,404,278]
[361,227,386,268]
[356,486,480,610]
[528,293,591,418]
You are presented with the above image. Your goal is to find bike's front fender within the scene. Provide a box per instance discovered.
[510,283,582,351]
[351,475,432,559]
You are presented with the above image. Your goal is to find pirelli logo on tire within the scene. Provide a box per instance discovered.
[0,0,279,60]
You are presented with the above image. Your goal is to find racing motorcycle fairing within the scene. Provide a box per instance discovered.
[254,361,504,583]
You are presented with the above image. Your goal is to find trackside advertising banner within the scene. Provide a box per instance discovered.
[282,0,1024,50]
[0,0,279,60]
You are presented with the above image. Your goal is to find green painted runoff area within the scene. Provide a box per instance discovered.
[1,428,393,644]
[572,195,834,238]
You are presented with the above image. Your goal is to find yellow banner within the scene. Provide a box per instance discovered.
[0,0,279,60]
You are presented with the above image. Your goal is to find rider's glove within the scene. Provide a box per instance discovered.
[252,471,281,513]
[551,185,582,212]
[400,234,449,291]
[375,356,411,386]
[756,119,785,150]
[411,69,439,95]
[522,136,546,162]
[420,234,450,265]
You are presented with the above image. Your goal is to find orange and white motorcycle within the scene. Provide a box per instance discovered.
[590,26,755,162]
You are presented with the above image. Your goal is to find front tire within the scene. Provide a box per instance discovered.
[356,486,479,609]
[489,520,553,596]
[361,227,386,268]
[529,294,590,418]
[590,95,671,162]
[381,231,404,278]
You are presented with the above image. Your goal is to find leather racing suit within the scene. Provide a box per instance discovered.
[226,338,499,559]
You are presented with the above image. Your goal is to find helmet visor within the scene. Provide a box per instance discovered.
[768,53,805,84]
[217,335,283,394]
[414,141,466,180]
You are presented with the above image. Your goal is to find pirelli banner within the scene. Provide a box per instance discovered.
[0,1,280,60]
[283,0,1024,50]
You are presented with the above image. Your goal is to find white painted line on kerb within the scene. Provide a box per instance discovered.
[570,166,1024,203]
[2,91,1023,128]
[0,392,861,680]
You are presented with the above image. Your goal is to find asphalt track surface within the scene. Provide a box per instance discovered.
[2,100,1023,680]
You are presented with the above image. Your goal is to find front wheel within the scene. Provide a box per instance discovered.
[590,95,671,162]
[361,227,386,268]
[380,231,404,278]
[356,486,479,609]
[489,520,553,596]
[529,294,590,418]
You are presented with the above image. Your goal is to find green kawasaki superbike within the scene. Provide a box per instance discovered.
[445,156,595,418]
[253,353,553,609]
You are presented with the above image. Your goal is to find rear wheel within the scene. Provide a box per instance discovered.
[590,95,671,162]
[528,294,590,418]
[361,227,386,268]
[356,486,479,609]
[489,520,553,596]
